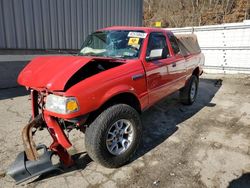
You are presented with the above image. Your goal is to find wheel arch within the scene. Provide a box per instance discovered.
[192,67,200,78]
[100,92,141,113]
[85,91,142,126]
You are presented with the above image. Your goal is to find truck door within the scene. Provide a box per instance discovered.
[166,32,187,90]
[142,32,176,105]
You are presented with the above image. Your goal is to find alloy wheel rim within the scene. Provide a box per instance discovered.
[190,81,196,100]
[106,119,134,155]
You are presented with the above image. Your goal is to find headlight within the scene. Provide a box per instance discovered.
[45,94,79,114]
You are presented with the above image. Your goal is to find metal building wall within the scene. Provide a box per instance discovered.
[0,0,143,50]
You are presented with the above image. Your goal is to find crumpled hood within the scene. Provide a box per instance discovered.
[18,56,93,91]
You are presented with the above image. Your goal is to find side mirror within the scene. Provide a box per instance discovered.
[146,49,163,61]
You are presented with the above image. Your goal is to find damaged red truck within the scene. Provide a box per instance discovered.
[8,26,204,183]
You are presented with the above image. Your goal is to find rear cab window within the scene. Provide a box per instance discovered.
[167,32,180,55]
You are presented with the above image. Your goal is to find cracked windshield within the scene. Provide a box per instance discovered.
[79,30,146,59]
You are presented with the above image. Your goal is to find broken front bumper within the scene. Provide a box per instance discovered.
[7,145,61,184]
[7,114,74,184]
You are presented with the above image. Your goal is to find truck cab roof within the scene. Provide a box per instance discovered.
[99,26,172,34]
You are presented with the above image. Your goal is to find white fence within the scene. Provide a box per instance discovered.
[169,20,250,74]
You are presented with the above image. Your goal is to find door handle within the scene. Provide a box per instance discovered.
[132,74,144,80]
[172,63,176,67]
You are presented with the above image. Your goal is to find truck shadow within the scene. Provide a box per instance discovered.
[228,173,250,188]
[29,77,222,183]
[134,77,222,160]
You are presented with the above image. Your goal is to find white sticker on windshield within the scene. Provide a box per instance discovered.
[128,32,147,38]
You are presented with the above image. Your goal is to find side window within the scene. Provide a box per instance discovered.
[146,32,170,60]
[167,33,180,54]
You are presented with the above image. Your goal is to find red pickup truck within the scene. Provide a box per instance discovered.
[8,26,204,183]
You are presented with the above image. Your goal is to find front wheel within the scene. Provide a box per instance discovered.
[179,75,199,105]
[85,104,142,168]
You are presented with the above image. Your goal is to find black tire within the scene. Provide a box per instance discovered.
[179,75,199,105]
[85,104,142,168]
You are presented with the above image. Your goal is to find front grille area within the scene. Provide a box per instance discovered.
[31,90,47,118]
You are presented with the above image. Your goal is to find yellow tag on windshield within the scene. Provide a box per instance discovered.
[128,38,139,45]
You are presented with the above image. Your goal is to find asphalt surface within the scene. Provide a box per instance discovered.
[0,74,250,188]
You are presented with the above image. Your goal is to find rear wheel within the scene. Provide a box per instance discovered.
[85,104,142,168]
[179,75,198,105]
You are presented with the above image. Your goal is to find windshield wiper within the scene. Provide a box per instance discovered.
[78,53,109,58]
[114,55,136,59]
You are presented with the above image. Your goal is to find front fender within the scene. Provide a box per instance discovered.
[50,60,148,119]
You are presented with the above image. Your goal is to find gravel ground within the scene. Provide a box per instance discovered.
[0,73,250,188]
